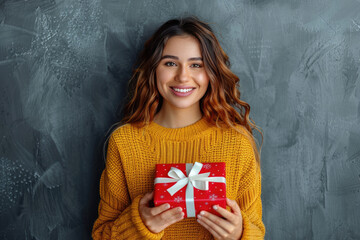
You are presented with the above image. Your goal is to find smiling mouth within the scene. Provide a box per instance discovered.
[171,87,195,93]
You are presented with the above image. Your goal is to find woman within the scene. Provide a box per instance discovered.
[92,17,265,239]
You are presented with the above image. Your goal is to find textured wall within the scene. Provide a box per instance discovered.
[1,0,360,239]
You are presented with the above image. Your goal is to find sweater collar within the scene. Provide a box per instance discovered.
[145,116,212,140]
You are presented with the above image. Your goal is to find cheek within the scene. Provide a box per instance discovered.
[156,68,169,97]
[156,77,164,98]
[156,67,173,85]
[156,68,163,86]
[197,72,210,89]
[198,73,210,97]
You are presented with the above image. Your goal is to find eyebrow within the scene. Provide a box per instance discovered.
[161,55,203,61]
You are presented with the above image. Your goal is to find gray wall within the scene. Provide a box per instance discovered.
[1,0,359,239]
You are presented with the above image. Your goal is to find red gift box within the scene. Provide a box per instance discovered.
[154,162,226,218]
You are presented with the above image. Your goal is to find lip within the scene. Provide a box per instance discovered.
[170,86,195,97]
[171,86,195,89]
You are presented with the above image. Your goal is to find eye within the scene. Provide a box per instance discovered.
[191,63,202,68]
[165,61,176,67]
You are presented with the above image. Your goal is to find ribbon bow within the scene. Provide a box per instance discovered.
[154,162,226,217]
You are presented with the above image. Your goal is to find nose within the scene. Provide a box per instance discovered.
[176,65,190,82]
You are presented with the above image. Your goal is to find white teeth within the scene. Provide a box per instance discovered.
[173,88,193,93]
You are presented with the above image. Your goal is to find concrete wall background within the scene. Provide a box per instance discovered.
[1,0,359,239]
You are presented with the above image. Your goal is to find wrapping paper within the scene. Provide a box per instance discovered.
[154,162,226,218]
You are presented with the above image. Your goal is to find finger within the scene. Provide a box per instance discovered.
[158,207,184,221]
[149,203,170,216]
[226,198,242,215]
[159,206,184,220]
[197,216,222,240]
[139,192,153,206]
[198,210,233,234]
[213,204,238,224]
[157,207,184,227]
[160,214,184,231]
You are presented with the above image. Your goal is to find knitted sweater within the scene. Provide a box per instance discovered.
[92,116,265,239]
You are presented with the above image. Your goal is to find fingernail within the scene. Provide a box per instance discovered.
[197,214,202,219]
[200,211,205,215]
[213,205,218,210]
[177,207,182,212]
[166,204,170,209]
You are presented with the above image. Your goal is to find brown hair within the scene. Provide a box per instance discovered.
[116,16,263,163]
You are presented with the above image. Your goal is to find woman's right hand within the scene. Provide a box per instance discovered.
[139,191,184,233]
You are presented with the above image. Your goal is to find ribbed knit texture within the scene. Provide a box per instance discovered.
[92,116,265,239]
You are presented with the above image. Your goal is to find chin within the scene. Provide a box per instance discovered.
[170,102,198,110]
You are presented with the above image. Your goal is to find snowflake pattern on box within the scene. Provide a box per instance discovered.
[203,164,212,170]
[209,194,218,201]
[174,196,183,203]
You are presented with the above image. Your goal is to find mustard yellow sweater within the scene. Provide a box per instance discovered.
[92,117,265,239]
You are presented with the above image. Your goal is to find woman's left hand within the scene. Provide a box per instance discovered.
[197,198,243,240]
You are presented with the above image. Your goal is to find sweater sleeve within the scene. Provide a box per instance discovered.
[236,136,266,240]
[92,134,164,240]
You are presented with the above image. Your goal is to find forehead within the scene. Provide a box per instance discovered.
[162,35,202,57]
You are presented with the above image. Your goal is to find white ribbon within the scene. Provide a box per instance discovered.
[154,162,226,217]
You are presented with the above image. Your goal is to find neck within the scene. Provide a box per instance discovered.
[153,103,203,128]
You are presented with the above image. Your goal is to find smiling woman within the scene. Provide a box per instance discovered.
[154,35,210,128]
[92,16,265,240]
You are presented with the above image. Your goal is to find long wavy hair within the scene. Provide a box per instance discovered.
[112,16,263,163]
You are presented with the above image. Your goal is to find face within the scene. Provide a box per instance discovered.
[155,35,210,113]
